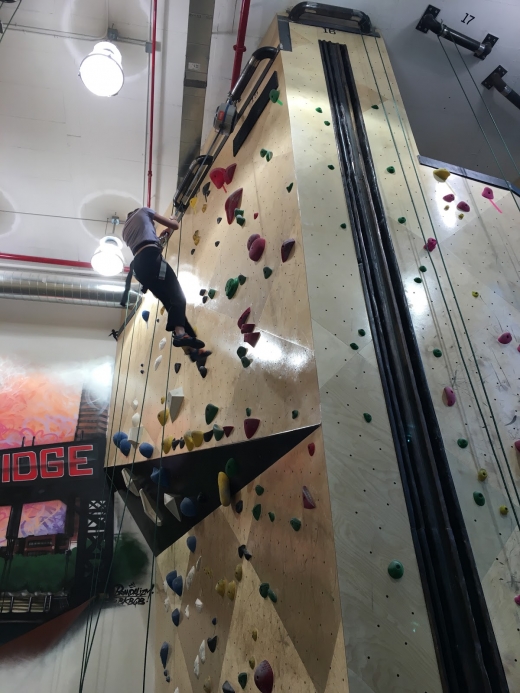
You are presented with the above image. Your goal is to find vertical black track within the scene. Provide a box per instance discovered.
[319,40,509,693]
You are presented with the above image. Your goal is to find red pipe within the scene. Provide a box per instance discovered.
[146,0,158,208]
[230,0,251,89]
[0,252,129,273]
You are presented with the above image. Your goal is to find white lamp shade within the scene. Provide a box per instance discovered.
[79,42,124,97]
[91,236,125,276]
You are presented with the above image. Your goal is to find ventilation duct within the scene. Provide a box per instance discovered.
[0,268,138,308]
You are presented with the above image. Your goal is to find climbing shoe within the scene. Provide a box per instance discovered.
[172,334,205,349]
[189,349,212,364]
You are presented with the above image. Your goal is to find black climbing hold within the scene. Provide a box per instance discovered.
[255,484,264,496]
[363,413,372,423]
[259,583,269,598]
[203,296,208,303]
[241,356,252,368]
[263,267,272,278]
[225,457,240,478]
[174,363,181,374]
[191,248,196,255]
[171,608,180,626]
[140,370,144,374]
[268,511,275,522]
[215,241,220,246]
[160,642,169,668]
[200,289,206,296]
[238,274,247,285]
[204,430,214,442]
[328,164,335,170]
[246,407,252,416]
[235,500,243,514]
[290,517,302,531]
[252,504,261,520]
[207,636,217,653]
[212,617,217,625]
[187,535,197,553]
[414,277,422,283]
[179,439,185,449]
[398,217,406,224]
[292,410,299,419]
[223,682,236,693]
[238,673,248,690]
[286,182,293,193]
[166,676,170,683]
[371,104,379,109]
[217,217,222,224]
[267,589,277,603]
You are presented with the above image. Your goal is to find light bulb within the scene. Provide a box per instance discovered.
[91,236,125,276]
[79,42,124,97]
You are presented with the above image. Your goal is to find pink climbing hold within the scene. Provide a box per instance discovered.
[247,234,260,250]
[244,418,260,439]
[249,237,266,261]
[517,345,520,353]
[237,307,251,328]
[498,332,512,345]
[308,442,315,456]
[443,386,456,407]
[225,189,243,224]
[224,163,237,185]
[514,441,520,453]
[457,201,470,213]
[443,194,455,202]
[210,167,227,191]
[244,332,260,347]
[515,595,520,605]
[254,212,259,220]
[482,187,494,200]
[254,660,274,693]
[302,486,316,509]
[241,323,255,334]
[424,238,437,252]
[281,238,295,263]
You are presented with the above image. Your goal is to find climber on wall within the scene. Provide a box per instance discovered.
[120,207,210,364]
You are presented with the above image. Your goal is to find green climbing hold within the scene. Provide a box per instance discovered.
[246,407,251,417]
[398,217,406,224]
[238,673,248,690]
[265,151,273,162]
[213,425,225,441]
[433,349,442,358]
[328,164,335,170]
[358,329,366,336]
[255,485,264,496]
[388,560,404,579]
[234,209,244,217]
[205,403,219,425]
[419,266,427,272]
[238,274,247,285]
[292,410,299,419]
[363,413,372,423]
[252,504,261,520]
[316,107,323,113]
[269,89,282,105]
[241,356,252,368]
[457,438,469,449]
[290,517,302,532]
[324,120,330,126]
[473,491,485,506]
[236,216,246,226]
[350,343,359,350]
[225,277,239,299]
[268,512,275,522]
[286,182,293,193]
[386,166,395,174]
[260,149,267,157]
[259,583,269,598]
[414,277,422,283]
[208,289,216,299]
[371,104,379,109]
[263,267,273,279]
[225,457,240,478]
[268,589,277,603]
[237,346,247,358]
[340,223,347,229]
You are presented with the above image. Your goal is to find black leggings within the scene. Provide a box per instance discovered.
[133,247,196,337]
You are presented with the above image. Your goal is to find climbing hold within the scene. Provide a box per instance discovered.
[265,151,273,162]
[218,472,231,507]
[225,189,243,224]
[249,237,266,261]
[473,492,485,506]
[212,617,217,625]
[308,442,315,456]
[444,205,450,210]
[166,570,177,589]
[397,217,406,224]
[225,277,240,299]
[171,608,180,627]
[208,289,216,299]
[241,356,252,368]
[267,589,277,603]
[224,163,237,185]
[433,168,451,182]
[120,439,132,456]
[477,469,488,482]
[471,291,479,298]
[302,486,316,509]
[324,120,330,126]
[241,323,255,333]
[281,238,295,262]
[238,545,252,560]
[340,222,347,229]
[203,296,208,304]
[238,274,247,285]
[414,277,423,283]
[263,267,273,279]
[246,407,252,416]
[458,214,464,219]
[236,215,246,226]
[154,355,163,370]
[388,560,404,579]
[260,148,267,157]
[327,164,335,171]
[238,673,248,690]
[457,201,470,213]
[419,266,427,273]
[203,678,212,693]
[244,332,261,348]
[316,107,323,113]
[205,403,219,425]
[213,425,225,441]
[255,484,264,496]
[184,432,194,452]
[457,438,468,449]
[442,193,454,203]
[286,182,294,192]
[187,535,197,553]
[290,517,302,531]
[224,426,234,437]
[358,328,366,336]
[151,467,169,487]
[180,497,197,517]
[236,500,243,513]
[199,366,208,378]
[252,504,262,521]
[139,442,154,459]
[215,579,227,597]
[443,387,456,407]
[160,642,169,669]
[235,564,243,581]
[371,104,379,109]
[386,166,395,174]
[210,167,227,191]
[223,682,236,693]
[237,307,251,328]
[159,337,167,350]
[179,440,185,449]
[433,348,442,358]
[171,575,183,597]
[247,234,260,250]
[244,418,260,439]
[268,511,275,522]
[237,346,248,360]
[131,399,139,410]
[249,657,256,670]
[227,580,236,600]
[254,660,274,693]
[194,598,203,613]
[499,505,509,516]
[289,410,298,421]
[217,218,222,225]
[190,197,197,208]
[157,408,170,426]
[207,635,217,653]
[350,342,359,350]
[363,413,372,423]
[259,583,269,598]
[498,332,512,344]
[269,89,282,105]
[204,430,214,442]
[252,628,258,641]
[424,238,437,252]
[193,230,201,246]
[142,310,150,323]
[113,431,128,448]
[174,362,181,374]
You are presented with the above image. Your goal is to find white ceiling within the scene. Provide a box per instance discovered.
[0,0,518,275]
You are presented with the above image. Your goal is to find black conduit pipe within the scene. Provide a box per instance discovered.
[490,72,520,111]
[422,13,493,59]
[289,2,373,33]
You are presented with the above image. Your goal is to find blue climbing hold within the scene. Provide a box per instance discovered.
[139,442,154,459]
[180,497,197,517]
[113,431,128,448]
[151,466,169,487]
[160,641,169,669]
[142,310,150,323]
[171,608,180,626]
[166,570,177,589]
[119,439,132,457]
[172,575,183,597]
[187,535,197,553]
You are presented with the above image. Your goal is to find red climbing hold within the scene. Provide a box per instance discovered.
[223,426,234,437]
[225,164,237,185]
[308,442,315,456]
[302,486,316,509]
[244,418,260,439]
[237,307,251,329]
[249,237,266,261]
[424,238,437,252]
[244,332,260,347]
[226,189,243,224]
[254,660,274,693]
[515,595,520,605]
[247,234,260,250]
[457,201,470,213]
[241,323,255,334]
[443,194,455,202]
[514,441,520,452]
[498,332,512,345]
[210,167,227,191]
[254,212,259,220]
[443,386,456,407]
[281,238,295,262]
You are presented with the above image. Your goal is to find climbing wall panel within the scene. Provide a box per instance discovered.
[282,22,443,693]
[155,428,349,693]
[354,32,520,690]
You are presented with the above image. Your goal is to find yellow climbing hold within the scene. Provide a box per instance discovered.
[477,469,488,482]
[235,564,243,581]
[161,396,165,404]
[160,306,166,315]
[252,629,258,641]
[218,471,231,507]
[193,230,201,246]
[189,197,197,208]
[203,677,212,693]
[162,436,174,454]
[499,505,509,516]
[157,408,170,427]
[226,580,236,601]
[184,432,195,452]
[249,657,255,670]
[472,291,479,298]
[202,204,207,213]
[215,579,227,597]
[192,430,204,447]
[433,168,451,182]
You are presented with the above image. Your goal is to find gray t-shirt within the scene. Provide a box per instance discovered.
[122,207,159,254]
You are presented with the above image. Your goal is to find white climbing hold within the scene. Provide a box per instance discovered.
[159,337,167,350]
[167,387,184,422]
[127,426,148,445]
[186,565,195,590]
[139,489,162,526]
[164,493,182,521]
[131,399,139,410]
[121,468,140,496]
[174,689,179,693]
[154,355,163,370]
[195,598,203,613]
[184,605,190,618]
[131,412,140,427]
[196,556,202,571]
[194,654,200,678]
[164,597,170,610]
[199,640,206,664]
